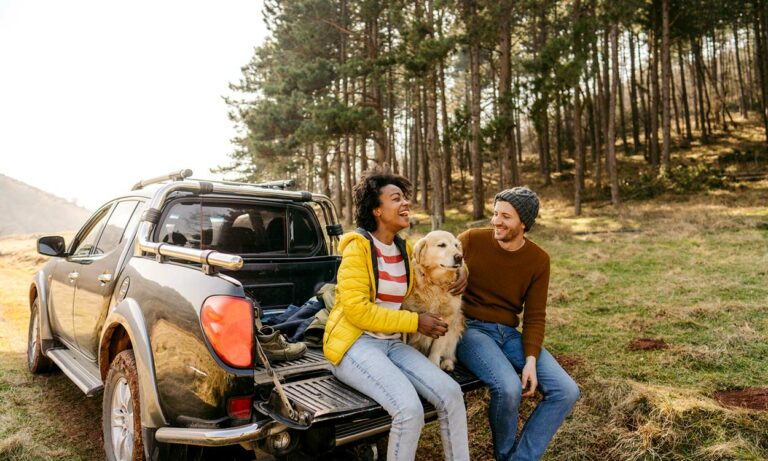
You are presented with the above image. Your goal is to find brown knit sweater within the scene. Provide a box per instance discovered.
[458,228,550,359]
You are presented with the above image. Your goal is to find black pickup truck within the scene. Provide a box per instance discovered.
[27,170,481,460]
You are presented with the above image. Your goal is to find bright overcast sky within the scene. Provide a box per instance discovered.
[0,1,267,210]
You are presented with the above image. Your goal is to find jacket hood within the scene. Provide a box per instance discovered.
[338,232,369,254]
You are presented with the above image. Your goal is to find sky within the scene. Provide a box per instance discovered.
[0,0,268,210]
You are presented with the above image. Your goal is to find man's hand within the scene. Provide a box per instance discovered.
[449,266,468,296]
[521,356,538,397]
[417,313,448,339]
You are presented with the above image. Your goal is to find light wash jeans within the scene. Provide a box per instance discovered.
[332,334,469,461]
[456,319,580,461]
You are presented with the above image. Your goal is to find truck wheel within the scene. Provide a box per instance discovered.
[103,350,145,461]
[27,298,55,373]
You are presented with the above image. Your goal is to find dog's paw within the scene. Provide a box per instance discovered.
[440,359,455,372]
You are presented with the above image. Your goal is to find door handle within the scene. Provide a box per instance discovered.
[98,273,113,284]
[68,272,79,281]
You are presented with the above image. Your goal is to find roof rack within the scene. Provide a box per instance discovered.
[132,169,297,192]
[132,169,193,191]
[191,177,296,190]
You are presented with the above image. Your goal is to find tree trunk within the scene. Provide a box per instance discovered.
[602,29,611,170]
[341,0,352,226]
[498,2,520,187]
[692,40,710,142]
[629,31,642,152]
[555,91,564,173]
[650,29,660,168]
[593,74,603,190]
[586,80,601,190]
[439,59,453,201]
[733,25,749,118]
[618,35,629,154]
[411,84,421,200]
[420,85,429,209]
[574,90,585,215]
[678,44,694,143]
[467,3,485,220]
[515,92,524,163]
[638,37,650,158]
[671,66,682,140]
[334,145,343,216]
[365,9,389,165]
[608,24,620,207]
[746,24,757,110]
[661,0,671,172]
[319,144,331,197]
[754,0,768,140]
[425,0,444,229]
[305,146,315,192]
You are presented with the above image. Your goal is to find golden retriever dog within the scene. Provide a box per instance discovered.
[402,230,465,371]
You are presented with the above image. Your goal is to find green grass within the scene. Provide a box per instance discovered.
[415,184,768,460]
[2,175,767,459]
[0,235,101,461]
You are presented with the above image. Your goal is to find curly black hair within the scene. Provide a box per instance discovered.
[353,165,413,232]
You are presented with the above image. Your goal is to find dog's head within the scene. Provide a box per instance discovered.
[412,231,464,282]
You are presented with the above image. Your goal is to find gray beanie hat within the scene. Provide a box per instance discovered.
[494,187,539,232]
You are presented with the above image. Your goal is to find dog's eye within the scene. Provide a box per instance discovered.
[438,243,447,248]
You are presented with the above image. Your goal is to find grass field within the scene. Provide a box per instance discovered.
[1,126,767,460]
[411,186,768,458]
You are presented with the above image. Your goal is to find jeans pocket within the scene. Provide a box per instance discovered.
[464,318,480,327]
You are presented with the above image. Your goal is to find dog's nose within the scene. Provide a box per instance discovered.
[453,254,463,264]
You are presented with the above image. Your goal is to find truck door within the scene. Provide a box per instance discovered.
[48,206,111,348]
[72,200,143,360]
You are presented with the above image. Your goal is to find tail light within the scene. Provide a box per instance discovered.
[201,296,253,368]
[227,395,253,420]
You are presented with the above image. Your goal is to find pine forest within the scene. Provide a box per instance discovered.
[224,0,768,226]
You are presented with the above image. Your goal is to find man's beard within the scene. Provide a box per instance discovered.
[495,226,521,242]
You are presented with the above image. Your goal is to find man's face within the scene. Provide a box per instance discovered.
[491,200,525,242]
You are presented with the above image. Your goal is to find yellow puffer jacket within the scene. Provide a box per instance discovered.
[323,231,418,365]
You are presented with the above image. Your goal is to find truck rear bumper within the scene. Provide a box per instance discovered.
[154,421,285,447]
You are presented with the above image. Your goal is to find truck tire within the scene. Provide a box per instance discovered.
[103,350,145,461]
[27,298,55,373]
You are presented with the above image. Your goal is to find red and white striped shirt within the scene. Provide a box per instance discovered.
[365,235,408,340]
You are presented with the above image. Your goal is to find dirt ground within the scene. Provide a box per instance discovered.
[627,338,670,351]
[715,387,768,411]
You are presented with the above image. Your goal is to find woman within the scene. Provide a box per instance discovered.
[323,166,469,461]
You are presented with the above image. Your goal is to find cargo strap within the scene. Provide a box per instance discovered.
[254,336,297,421]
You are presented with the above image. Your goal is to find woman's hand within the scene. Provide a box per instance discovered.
[521,356,538,397]
[418,313,448,339]
[449,266,468,295]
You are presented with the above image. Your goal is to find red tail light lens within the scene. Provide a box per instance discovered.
[201,296,253,368]
[227,395,253,420]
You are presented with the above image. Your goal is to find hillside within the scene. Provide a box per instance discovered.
[0,174,91,236]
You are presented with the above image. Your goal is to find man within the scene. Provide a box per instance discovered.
[455,187,579,461]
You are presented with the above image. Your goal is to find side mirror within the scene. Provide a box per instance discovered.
[37,236,67,257]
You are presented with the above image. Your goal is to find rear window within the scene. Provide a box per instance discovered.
[156,201,322,256]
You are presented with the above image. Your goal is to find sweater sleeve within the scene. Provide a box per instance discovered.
[335,238,419,333]
[521,253,550,359]
[458,230,471,255]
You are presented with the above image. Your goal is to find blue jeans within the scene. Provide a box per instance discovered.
[332,335,469,461]
[456,320,580,461]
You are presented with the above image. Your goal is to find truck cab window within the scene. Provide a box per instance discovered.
[157,201,324,256]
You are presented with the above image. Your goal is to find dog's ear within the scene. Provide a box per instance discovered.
[413,237,427,265]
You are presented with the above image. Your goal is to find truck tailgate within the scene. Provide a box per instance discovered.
[261,362,482,426]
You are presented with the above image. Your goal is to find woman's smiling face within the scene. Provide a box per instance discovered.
[374,184,411,233]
